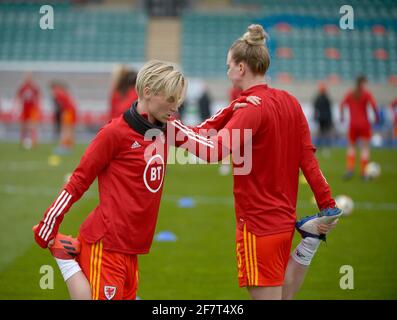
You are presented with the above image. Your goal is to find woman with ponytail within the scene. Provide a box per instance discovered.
[340,75,379,180]
[176,24,342,299]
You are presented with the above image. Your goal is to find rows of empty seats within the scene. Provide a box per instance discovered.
[0,4,147,62]
[233,0,397,19]
[2,1,396,83]
[268,24,396,82]
[182,13,253,77]
[182,0,397,82]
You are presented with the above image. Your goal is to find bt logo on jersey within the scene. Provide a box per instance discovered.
[150,166,162,181]
[143,154,165,193]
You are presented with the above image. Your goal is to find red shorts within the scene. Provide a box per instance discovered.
[348,126,371,143]
[236,225,294,287]
[21,106,39,122]
[61,110,76,125]
[76,237,139,300]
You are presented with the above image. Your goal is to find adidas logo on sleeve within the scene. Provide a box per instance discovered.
[131,141,141,149]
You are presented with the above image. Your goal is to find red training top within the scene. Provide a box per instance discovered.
[230,87,242,102]
[340,89,379,130]
[34,100,239,254]
[17,80,40,119]
[391,98,397,124]
[171,84,336,236]
[52,87,77,124]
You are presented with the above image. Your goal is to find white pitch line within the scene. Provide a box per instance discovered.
[1,185,396,212]
[0,184,96,199]
[0,161,48,171]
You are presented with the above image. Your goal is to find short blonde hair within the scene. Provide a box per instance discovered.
[136,60,186,105]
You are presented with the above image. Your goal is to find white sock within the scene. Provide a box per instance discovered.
[291,237,321,266]
[55,258,81,282]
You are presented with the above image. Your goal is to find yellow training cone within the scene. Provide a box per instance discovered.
[48,155,61,167]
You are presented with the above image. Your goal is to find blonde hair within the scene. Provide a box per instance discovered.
[229,24,270,75]
[136,60,186,105]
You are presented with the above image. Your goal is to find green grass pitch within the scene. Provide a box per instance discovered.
[0,142,396,299]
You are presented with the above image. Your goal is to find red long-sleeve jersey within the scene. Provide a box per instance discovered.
[171,84,335,236]
[35,100,237,254]
[17,80,40,107]
[340,89,379,129]
[230,87,242,102]
[17,80,40,119]
[391,98,397,124]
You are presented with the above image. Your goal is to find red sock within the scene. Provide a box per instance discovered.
[346,153,355,172]
[360,157,368,176]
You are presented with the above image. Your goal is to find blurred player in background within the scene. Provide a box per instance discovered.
[313,82,333,157]
[14,72,41,149]
[198,86,211,121]
[340,75,379,180]
[176,24,341,300]
[50,81,78,153]
[33,60,257,300]
[51,82,62,141]
[109,66,138,119]
[391,97,397,139]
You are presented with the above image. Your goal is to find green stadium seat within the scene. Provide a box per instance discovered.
[0,6,147,62]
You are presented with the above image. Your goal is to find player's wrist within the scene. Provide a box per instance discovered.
[34,232,49,248]
[33,222,58,249]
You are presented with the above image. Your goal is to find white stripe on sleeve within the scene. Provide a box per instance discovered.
[172,121,214,148]
[38,190,67,237]
[43,193,72,241]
